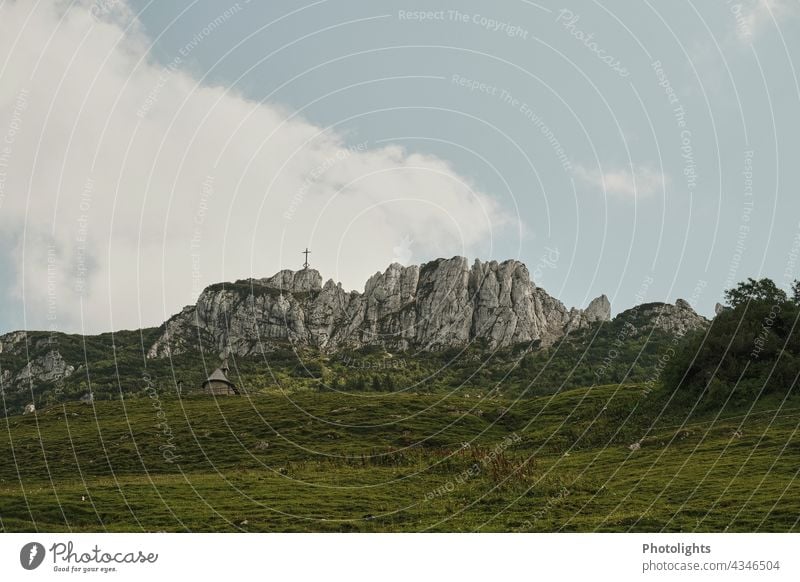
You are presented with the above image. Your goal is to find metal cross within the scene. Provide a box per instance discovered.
[302,248,311,269]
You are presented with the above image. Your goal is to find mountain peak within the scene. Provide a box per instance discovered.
[148,257,612,358]
[257,268,323,293]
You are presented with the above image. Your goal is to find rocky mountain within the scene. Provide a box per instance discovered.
[615,299,710,338]
[0,257,711,407]
[0,333,77,389]
[147,257,615,358]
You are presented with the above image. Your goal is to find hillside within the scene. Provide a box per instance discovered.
[1,384,796,532]
[0,300,705,415]
[0,257,710,415]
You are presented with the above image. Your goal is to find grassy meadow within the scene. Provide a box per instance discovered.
[1,383,797,532]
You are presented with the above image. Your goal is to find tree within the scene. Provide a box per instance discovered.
[724,277,787,308]
[665,278,800,405]
[792,279,800,305]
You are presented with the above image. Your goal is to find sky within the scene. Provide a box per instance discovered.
[0,0,799,334]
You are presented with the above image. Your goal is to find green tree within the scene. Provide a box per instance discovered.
[665,278,800,405]
[792,279,800,304]
[724,277,787,308]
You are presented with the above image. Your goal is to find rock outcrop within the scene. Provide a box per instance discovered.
[15,350,75,384]
[615,299,709,337]
[0,258,719,399]
[147,257,613,357]
[0,331,29,356]
[585,295,612,322]
[0,331,77,397]
[564,294,612,333]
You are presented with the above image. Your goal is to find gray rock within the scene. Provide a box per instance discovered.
[0,331,28,356]
[260,269,322,293]
[147,257,614,356]
[585,295,612,322]
[562,295,612,337]
[616,301,709,337]
[23,403,35,415]
[15,350,75,384]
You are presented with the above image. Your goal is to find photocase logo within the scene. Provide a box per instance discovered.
[20,542,46,570]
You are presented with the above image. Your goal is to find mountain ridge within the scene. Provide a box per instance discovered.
[147,256,615,358]
[0,256,710,409]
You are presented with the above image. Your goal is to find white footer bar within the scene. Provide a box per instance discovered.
[1,533,796,581]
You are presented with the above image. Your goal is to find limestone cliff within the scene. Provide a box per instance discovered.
[0,258,714,400]
[146,257,613,357]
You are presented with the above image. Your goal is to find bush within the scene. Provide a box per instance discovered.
[665,279,800,405]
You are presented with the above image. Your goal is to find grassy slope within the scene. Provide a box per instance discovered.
[1,311,684,414]
[1,384,797,532]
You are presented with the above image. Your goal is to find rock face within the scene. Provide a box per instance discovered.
[147,257,613,357]
[563,294,612,333]
[0,258,718,400]
[0,332,77,397]
[15,350,75,384]
[0,331,27,355]
[584,295,612,322]
[616,300,709,337]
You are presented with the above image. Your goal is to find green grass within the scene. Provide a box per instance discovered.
[0,314,688,415]
[1,383,797,532]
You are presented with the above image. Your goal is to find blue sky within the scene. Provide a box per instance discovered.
[1,0,799,333]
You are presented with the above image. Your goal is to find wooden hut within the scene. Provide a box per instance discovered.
[202,360,238,396]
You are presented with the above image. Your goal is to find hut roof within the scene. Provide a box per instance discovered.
[205,368,234,386]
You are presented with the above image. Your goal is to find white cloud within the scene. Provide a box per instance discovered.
[574,164,667,200]
[729,0,800,42]
[0,0,511,334]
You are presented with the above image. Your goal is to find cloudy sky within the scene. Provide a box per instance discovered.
[1,0,799,334]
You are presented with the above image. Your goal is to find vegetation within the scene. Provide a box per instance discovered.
[1,311,684,415]
[665,278,800,407]
[0,384,796,532]
[1,277,798,532]
[724,277,788,308]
